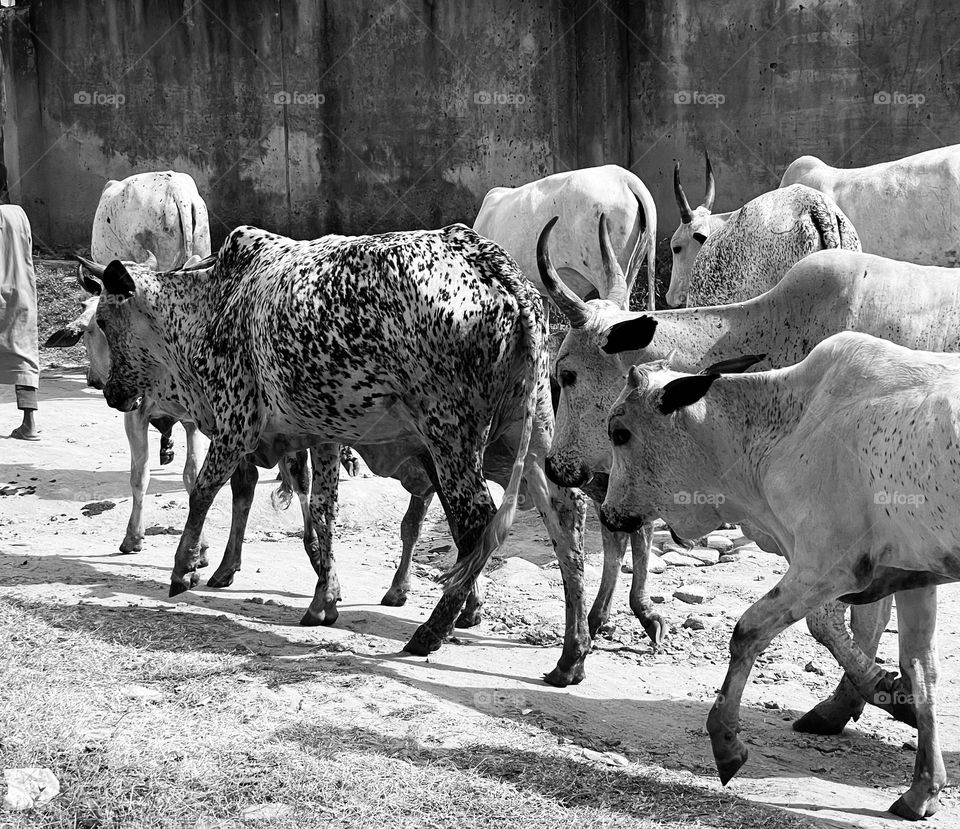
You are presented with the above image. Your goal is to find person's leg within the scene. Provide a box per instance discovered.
[11,385,39,439]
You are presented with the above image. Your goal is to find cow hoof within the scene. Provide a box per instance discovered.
[543,663,585,688]
[159,449,175,466]
[380,589,408,607]
[197,549,209,569]
[713,741,748,786]
[640,614,665,647]
[119,538,143,554]
[889,794,933,821]
[793,707,850,735]
[587,612,610,639]
[404,624,444,656]
[169,571,199,597]
[206,569,236,589]
[299,606,339,627]
[454,607,482,628]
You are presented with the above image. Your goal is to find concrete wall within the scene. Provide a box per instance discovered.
[2,0,958,263]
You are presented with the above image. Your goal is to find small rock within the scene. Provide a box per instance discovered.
[705,534,734,551]
[650,594,669,604]
[2,768,60,811]
[804,661,826,676]
[120,685,163,701]
[673,586,712,605]
[718,554,740,564]
[685,547,720,566]
[81,500,115,517]
[682,615,707,631]
[647,552,666,574]
[903,739,918,752]
[242,803,293,822]
[490,557,545,586]
[620,560,633,574]
[662,551,699,568]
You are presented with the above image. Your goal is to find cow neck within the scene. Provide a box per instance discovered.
[149,268,214,394]
[686,370,806,529]
[649,302,748,366]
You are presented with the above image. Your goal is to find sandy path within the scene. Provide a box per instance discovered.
[2,371,959,827]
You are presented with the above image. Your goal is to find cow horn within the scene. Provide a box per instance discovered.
[537,217,592,329]
[598,213,628,309]
[702,151,716,211]
[674,162,693,224]
[76,254,107,277]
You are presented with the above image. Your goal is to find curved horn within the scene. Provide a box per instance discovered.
[536,217,592,329]
[598,213,628,309]
[702,151,716,211]
[674,161,693,224]
[75,254,107,278]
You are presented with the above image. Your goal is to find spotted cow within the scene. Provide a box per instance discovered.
[602,331,960,819]
[543,243,960,728]
[666,183,860,307]
[91,223,587,671]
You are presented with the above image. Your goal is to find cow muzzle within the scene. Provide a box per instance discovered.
[545,454,592,488]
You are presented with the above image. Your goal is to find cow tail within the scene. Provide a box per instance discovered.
[809,197,842,250]
[836,209,861,251]
[271,454,296,511]
[442,255,544,593]
[624,181,657,311]
[174,191,195,267]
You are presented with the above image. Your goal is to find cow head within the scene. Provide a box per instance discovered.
[46,252,163,391]
[668,152,716,308]
[600,363,727,539]
[538,214,659,489]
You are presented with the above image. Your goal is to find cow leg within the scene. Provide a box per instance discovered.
[383,492,434,607]
[795,596,897,734]
[404,459,495,655]
[627,523,665,646]
[586,520,662,644]
[169,440,244,596]
[588,520,627,637]
[708,567,838,785]
[804,598,920,727]
[414,454,484,628]
[339,445,360,477]
[181,422,209,567]
[301,443,342,626]
[120,408,150,553]
[888,587,946,820]
[207,457,259,589]
[524,464,589,687]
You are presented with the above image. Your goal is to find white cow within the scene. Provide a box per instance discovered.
[92,171,211,269]
[779,145,960,266]
[475,165,657,311]
[602,331,960,820]
[669,153,738,299]
[667,184,860,306]
[47,171,212,553]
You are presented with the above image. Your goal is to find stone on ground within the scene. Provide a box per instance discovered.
[674,585,712,604]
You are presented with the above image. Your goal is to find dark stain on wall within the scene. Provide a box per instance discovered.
[1,0,959,253]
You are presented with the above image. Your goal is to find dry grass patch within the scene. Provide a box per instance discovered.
[0,598,818,828]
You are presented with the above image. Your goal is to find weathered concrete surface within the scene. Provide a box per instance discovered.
[1,0,958,261]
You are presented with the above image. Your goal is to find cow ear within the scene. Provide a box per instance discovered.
[44,326,84,348]
[658,373,719,414]
[102,260,136,298]
[602,315,658,355]
[141,250,159,270]
[692,231,708,245]
[700,353,766,375]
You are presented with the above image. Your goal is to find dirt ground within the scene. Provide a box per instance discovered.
[2,267,960,826]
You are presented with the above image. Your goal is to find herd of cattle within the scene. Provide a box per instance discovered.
[43,143,960,820]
